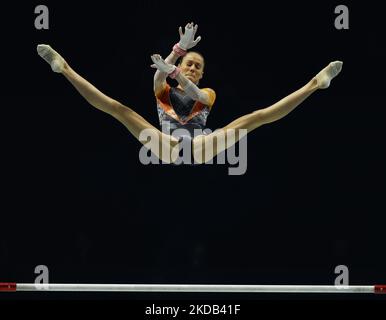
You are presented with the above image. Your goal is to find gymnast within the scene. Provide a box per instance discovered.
[37,22,342,164]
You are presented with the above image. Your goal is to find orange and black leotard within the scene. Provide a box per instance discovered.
[155,84,216,138]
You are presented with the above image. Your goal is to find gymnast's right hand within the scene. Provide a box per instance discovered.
[178,22,201,50]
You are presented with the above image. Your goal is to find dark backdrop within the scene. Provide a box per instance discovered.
[1,0,385,300]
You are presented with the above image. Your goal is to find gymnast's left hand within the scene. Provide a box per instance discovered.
[150,54,176,74]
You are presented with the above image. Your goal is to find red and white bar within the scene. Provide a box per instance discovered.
[1,283,385,293]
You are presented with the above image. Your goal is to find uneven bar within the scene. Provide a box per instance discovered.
[1,283,385,293]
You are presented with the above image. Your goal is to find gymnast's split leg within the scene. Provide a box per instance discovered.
[37,44,179,163]
[192,61,343,163]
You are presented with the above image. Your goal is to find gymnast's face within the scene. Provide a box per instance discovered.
[179,52,204,85]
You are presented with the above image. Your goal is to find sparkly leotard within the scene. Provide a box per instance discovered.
[155,84,216,139]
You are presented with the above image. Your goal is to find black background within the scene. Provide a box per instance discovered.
[1,0,385,306]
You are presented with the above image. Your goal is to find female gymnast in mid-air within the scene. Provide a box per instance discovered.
[37,22,342,164]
